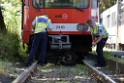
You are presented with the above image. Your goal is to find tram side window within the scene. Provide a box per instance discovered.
[73,0,89,8]
[92,0,98,9]
[33,0,43,8]
[119,11,124,25]
[111,12,116,27]
[121,12,124,25]
[106,15,110,28]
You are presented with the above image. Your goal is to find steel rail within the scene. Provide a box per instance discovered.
[12,61,38,83]
[83,60,117,83]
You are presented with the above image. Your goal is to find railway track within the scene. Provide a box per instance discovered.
[83,60,116,83]
[12,53,124,83]
[84,54,124,83]
[12,62,96,83]
[12,61,38,83]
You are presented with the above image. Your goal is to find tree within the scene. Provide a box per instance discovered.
[0,0,21,32]
[100,0,117,13]
[0,7,6,32]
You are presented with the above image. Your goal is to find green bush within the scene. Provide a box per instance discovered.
[0,1,28,61]
[0,32,20,60]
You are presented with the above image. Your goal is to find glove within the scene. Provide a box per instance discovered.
[92,42,97,46]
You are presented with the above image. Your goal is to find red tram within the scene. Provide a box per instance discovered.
[21,0,100,65]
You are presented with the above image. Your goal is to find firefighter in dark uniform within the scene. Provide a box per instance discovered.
[87,19,108,67]
[27,14,52,66]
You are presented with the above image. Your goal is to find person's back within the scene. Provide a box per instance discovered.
[27,14,52,66]
[32,14,52,33]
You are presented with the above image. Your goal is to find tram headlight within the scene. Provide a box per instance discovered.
[77,24,88,31]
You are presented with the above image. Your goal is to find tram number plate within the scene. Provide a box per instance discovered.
[56,25,65,29]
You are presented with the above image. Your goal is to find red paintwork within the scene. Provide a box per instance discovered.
[22,0,94,44]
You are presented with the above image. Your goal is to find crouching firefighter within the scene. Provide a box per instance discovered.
[87,19,108,67]
[27,14,52,66]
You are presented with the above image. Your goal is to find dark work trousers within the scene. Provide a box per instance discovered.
[96,37,108,66]
[27,32,48,66]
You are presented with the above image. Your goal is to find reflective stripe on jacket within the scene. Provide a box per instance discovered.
[34,16,50,33]
[92,23,108,38]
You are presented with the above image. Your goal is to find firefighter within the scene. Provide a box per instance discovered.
[27,14,52,66]
[87,19,108,67]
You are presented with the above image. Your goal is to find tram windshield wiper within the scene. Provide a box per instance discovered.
[65,6,83,11]
[74,7,83,11]
[49,5,83,11]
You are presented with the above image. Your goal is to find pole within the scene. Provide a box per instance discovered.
[116,0,119,51]
[98,0,100,23]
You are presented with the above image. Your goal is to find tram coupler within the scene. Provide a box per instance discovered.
[49,35,71,50]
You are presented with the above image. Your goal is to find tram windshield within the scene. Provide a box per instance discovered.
[33,0,90,9]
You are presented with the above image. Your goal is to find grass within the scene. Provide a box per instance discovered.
[39,64,90,81]
[0,32,20,60]
[18,43,28,61]
[0,60,12,75]
[75,64,89,75]
[0,31,28,75]
[57,64,89,77]
[104,51,124,63]
[91,47,124,63]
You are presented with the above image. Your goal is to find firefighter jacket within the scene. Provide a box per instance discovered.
[91,23,108,38]
[34,16,51,33]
